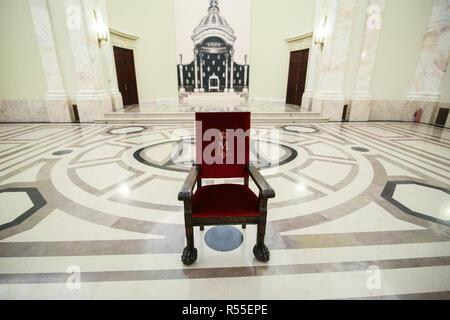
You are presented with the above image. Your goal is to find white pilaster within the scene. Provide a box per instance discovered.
[311,0,356,121]
[406,0,450,123]
[349,0,386,121]
[29,0,72,122]
[199,53,204,92]
[302,0,324,111]
[194,49,199,92]
[64,0,114,122]
[225,54,229,92]
[243,54,248,93]
[98,0,123,111]
[229,50,234,93]
[178,54,185,93]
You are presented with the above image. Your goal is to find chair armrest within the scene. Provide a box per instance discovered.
[178,164,201,201]
[246,164,275,199]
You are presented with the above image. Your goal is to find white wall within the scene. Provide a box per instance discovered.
[248,0,315,101]
[371,0,433,101]
[0,0,47,100]
[106,0,178,102]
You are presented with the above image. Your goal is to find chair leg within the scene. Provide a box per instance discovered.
[182,225,197,265]
[200,225,204,231]
[242,224,246,229]
[253,222,270,262]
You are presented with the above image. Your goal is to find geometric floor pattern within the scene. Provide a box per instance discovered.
[0,122,449,299]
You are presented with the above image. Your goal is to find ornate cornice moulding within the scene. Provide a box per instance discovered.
[285,32,313,51]
[109,28,139,49]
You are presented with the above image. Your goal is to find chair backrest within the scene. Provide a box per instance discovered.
[195,112,250,179]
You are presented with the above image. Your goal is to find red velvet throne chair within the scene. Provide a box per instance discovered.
[178,112,275,265]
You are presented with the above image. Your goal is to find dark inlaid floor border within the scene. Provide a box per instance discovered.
[381,181,450,226]
[0,188,47,231]
[106,126,148,135]
[281,125,319,134]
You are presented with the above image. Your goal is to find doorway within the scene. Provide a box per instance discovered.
[113,46,139,106]
[435,107,449,127]
[286,49,309,106]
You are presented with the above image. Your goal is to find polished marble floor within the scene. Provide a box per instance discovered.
[0,121,449,299]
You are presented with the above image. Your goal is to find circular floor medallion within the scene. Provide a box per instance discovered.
[204,226,243,252]
[351,147,370,152]
[52,150,72,156]
[133,138,298,172]
[107,126,147,135]
[281,125,319,133]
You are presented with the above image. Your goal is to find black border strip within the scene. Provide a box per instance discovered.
[0,188,47,231]
[381,181,449,226]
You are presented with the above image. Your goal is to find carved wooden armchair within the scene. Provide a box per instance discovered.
[178,112,275,265]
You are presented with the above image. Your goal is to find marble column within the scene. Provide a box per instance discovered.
[64,0,114,122]
[229,50,235,93]
[225,53,229,92]
[311,0,356,121]
[349,0,386,121]
[98,0,123,111]
[179,54,185,93]
[406,0,450,124]
[194,49,199,92]
[301,0,324,111]
[243,54,248,93]
[29,0,72,122]
[199,53,204,92]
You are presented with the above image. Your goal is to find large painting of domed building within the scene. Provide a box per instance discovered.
[174,0,251,95]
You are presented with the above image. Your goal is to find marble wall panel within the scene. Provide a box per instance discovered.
[0,100,48,122]
[408,0,450,100]
[369,100,405,121]
[45,100,73,122]
[349,100,371,121]
[110,91,123,112]
[76,95,113,122]
[312,98,345,121]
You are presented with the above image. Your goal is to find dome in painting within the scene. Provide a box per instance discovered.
[192,0,236,47]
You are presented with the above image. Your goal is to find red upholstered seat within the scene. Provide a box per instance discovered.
[192,184,259,218]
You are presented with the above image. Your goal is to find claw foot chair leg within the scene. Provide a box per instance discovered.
[182,246,197,265]
[253,243,270,262]
[182,226,197,265]
[253,222,270,262]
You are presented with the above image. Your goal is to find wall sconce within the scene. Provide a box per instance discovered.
[93,10,108,47]
[314,15,327,51]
